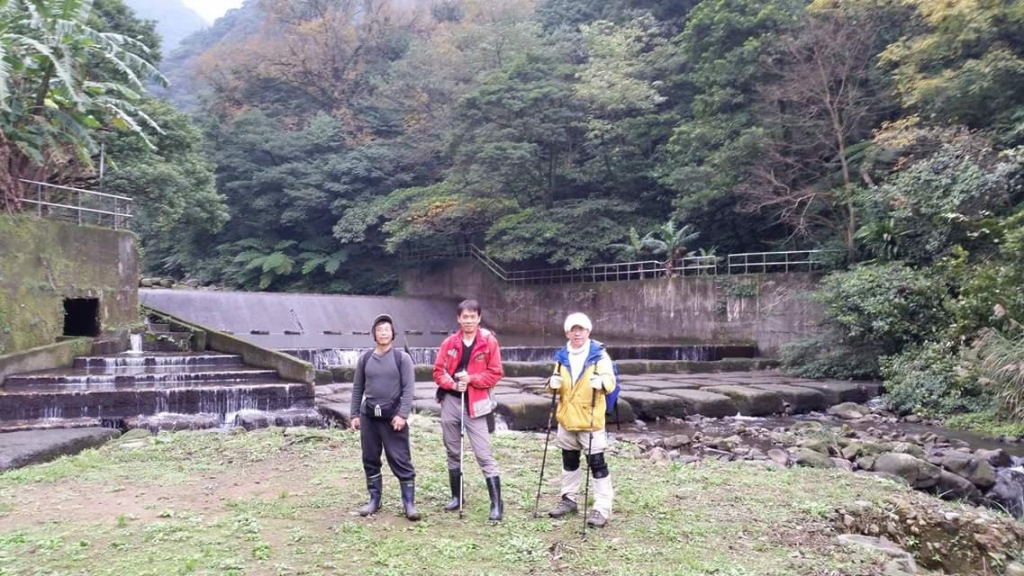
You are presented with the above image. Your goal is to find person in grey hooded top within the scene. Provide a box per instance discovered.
[350,313,419,520]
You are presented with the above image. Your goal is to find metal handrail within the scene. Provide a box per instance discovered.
[16,179,133,230]
[399,244,831,284]
[726,250,829,274]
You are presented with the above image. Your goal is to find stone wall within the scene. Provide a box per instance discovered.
[0,215,139,354]
[399,259,822,354]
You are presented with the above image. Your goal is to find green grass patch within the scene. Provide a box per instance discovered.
[945,410,1024,439]
[0,419,950,575]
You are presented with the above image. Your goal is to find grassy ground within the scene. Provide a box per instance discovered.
[0,416,955,576]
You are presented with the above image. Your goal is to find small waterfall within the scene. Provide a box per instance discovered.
[128,334,143,355]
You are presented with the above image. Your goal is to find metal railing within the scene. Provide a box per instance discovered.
[726,250,830,274]
[16,179,133,230]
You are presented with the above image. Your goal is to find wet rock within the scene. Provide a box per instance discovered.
[985,468,1024,518]
[935,470,982,503]
[663,434,691,449]
[841,441,889,460]
[940,453,996,489]
[904,415,922,423]
[832,458,853,471]
[856,470,910,485]
[827,402,867,420]
[791,421,823,432]
[796,448,836,469]
[798,438,830,456]
[768,448,790,466]
[890,442,925,460]
[856,455,877,471]
[769,431,796,445]
[648,447,669,462]
[873,453,942,489]
[975,448,1012,468]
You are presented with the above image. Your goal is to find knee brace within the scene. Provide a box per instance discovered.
[562,449,581,472]
[587,452,609,479]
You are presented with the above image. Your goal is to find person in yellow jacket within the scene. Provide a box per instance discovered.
[545,312,616,528]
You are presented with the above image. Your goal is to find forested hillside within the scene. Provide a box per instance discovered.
[122,0,206,51]
[1,0,1022,427]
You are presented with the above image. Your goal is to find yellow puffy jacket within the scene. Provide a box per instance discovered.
[547,349,615,432]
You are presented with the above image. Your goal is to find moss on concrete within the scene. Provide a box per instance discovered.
[0,215,139,354]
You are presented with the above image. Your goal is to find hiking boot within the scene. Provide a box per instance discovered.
[586,510,608,528]
[485,476,503,522]
[400,480,421,521]
[444,469,461,512]
[358,474,382,517]
[548,496,578,519]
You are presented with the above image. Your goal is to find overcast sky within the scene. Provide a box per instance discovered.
[181,0,244,24]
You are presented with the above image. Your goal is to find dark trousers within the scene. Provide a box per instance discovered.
[360,417,416,481]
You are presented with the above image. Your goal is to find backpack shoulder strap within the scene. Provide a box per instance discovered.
[394,349,404,386]
[357,350,371,386]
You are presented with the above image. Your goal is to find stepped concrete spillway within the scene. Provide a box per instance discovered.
[140,289,759,368]
[0,352,314,423]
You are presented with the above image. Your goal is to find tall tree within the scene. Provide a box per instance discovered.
[0,0,165,210]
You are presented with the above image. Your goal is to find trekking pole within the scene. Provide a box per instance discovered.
[581,388,598,539]
[459,386,465,520]
[533,392,558,517]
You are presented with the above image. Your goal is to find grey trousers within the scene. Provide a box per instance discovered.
[440,392,499,478]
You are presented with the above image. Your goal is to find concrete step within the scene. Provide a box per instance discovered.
[73,353,243,369]
[4,368,281,389]
[0,381,315,421]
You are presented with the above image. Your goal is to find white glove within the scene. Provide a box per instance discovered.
[590,374,608,390]
[549,374,563,390]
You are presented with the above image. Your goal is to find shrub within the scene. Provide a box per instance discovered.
[881,341,990,417]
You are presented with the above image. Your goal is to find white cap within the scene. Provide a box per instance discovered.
[563,312,593,333]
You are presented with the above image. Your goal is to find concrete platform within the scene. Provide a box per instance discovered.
[0,428,120,472]
[700,385,785,416]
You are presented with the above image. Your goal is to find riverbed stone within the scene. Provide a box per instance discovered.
[827,402,868,420]
[796,447,836,468]
[700,385,783,416]
[975,448,1012,468]
[768,448,790,466]
[874,453,942,489]
[935,470,982,503]
[940,453,996,489]
[663,434,691,449]
[654,389,737,418]
[891,441,925,460]
[751,384,828,414]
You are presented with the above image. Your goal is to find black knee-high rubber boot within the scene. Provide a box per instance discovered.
[359,474,382,517]
[485,476,503,522]
[400,480,421,521]
[444,469,461,512]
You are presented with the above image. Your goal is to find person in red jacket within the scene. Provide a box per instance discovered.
[433,299,505,521]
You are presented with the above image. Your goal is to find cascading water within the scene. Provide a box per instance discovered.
[128,334,143,355]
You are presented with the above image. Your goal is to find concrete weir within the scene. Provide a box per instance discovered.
[0,352,314,423]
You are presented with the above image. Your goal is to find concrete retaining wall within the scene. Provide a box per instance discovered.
[400,259,822,354]
[0,338,93,386]
[0,215,139,354]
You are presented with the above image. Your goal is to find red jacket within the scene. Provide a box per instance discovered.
[433,328,503,418]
